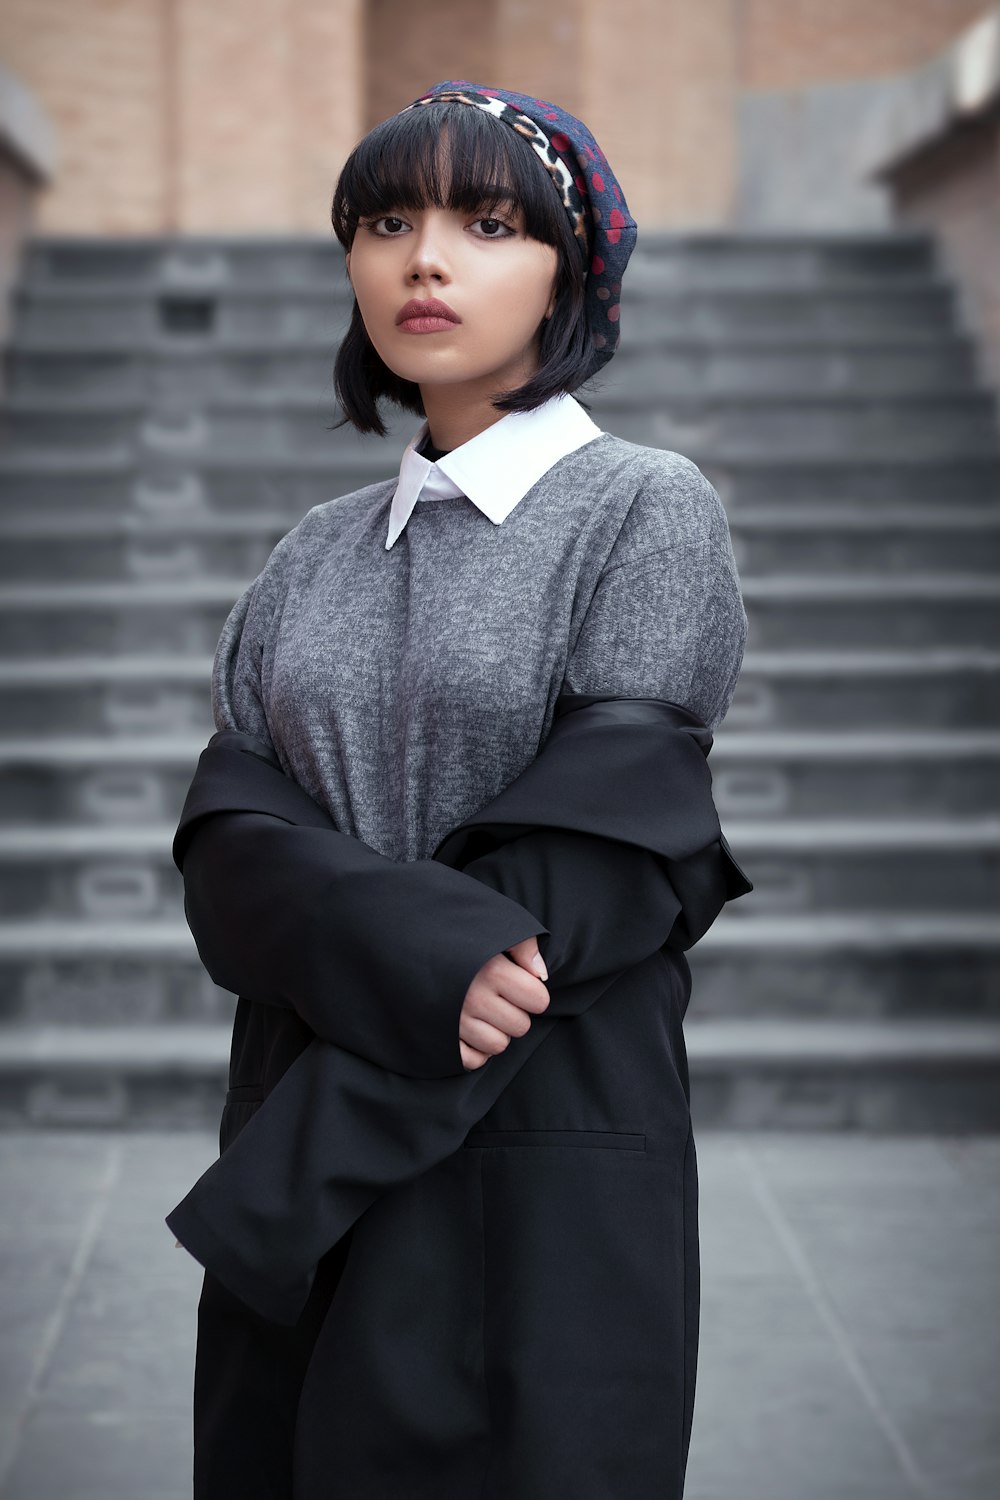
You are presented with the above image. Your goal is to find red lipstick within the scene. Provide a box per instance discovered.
[395,298,462,333]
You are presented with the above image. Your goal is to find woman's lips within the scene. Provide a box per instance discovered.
[395,298,461,333]
[398,314,461,334]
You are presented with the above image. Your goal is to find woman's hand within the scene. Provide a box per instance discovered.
[459,936,550,1070]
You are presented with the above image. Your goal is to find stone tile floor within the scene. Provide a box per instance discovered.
[0,1129,996,1499]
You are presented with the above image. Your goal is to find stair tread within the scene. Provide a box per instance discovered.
[9,329,977,357]
[1,504,1000,539]
[3,449,998,475]
[6,388,993,412]
[0,912,996,955]
[0,815,997,856]
[1,573,998,607]
[15,276,957,304]
[1,645,999,684]
[1,728,998,764]
[0,1017,997,1067]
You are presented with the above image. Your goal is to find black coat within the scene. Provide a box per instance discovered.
[166,690,752,1499]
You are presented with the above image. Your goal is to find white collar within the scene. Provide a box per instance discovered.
[385,391,603,550]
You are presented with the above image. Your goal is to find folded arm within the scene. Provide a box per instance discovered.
[166,459,753,1325]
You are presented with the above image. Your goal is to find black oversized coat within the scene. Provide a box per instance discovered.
[166,689,752,1500]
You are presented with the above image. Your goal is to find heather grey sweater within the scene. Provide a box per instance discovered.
[212,433,748,864]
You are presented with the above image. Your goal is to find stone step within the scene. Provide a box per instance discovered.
[0,817,995,921]
[0,917,997,1028]
[3,389,997,463]
[11,267,956,305]
[0,573,996,654]
[730,504,1000,573]
[4,337,981,403]
[0,908,995,958]
[0,729,995,820]
[0,1017,997,1130]
[1,648,998,733]
[9,277,962,341]
[2,504,1000,581]
[1,450,998,515]
[21,228,940,292]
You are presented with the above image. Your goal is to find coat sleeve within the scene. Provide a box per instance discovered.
[180,530,551,1080]
[165,466,754,1328]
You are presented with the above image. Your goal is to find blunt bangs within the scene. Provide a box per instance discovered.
[329,101,604,438]
[332,100,572,256]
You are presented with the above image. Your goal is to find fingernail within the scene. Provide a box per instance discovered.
[531,953,548,980]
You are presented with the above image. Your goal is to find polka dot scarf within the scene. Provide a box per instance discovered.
[398,80,638,370]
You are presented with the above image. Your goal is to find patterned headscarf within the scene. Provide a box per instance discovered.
[398,80,637,370]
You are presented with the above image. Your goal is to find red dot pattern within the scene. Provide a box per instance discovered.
[411,79,637,368]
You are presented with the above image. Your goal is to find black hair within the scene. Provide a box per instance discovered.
[329,100,603,437]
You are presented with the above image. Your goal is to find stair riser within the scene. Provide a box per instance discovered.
[687,947,1000,1018]
[2,849,996,922]
[726,672,1000,728]
[711,761,998,818]
[0,1060,995,1131]
[3,460,998,516]
[4,346,979,400]
[688,1065,1000,1132]
[0,467,383,517]
[2,670,1000,733]
[0,765,196,823]
[732,529,1000,573]
[22,237,938,289]
[5,400,997,462]
[1,948,997,1026]
[1,598,997,654]
[10,290,960,344]
[0,535,283,582]
[744,599,1000,649]
[4,524,1000,585]
[0,958,233,1026]
[705,460,1000,507]
[1,758,995,821]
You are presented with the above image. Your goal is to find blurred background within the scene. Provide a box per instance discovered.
[0,3,998,1499]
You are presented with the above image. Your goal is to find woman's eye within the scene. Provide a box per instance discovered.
[472,217,515,238]
[366,216,407,236]
[362,214,515,238]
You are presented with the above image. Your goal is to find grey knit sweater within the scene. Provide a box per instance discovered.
[212,433,748,865]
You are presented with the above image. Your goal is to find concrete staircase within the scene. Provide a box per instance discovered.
[0,231,998,1131]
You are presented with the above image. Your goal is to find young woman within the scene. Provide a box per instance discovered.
[177,80,750,1500]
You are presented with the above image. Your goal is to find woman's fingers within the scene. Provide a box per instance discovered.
[459,946,552,1069]
[506,934,548,981]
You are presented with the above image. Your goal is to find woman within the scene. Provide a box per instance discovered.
[174,80,750,1499]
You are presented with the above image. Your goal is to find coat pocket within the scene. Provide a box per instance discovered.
[462,1128,646,1152]
[225,1083,265,1104]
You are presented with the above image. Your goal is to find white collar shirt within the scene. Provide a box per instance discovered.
[385,391,604,550]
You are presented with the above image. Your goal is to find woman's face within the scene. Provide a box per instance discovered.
[345,194,560,398]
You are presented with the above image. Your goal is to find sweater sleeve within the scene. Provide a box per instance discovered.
[563,454,748,731]
[463,461,747,982]
[211,527,300,748]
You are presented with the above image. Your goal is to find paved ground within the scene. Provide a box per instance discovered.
[0,1130,996,1500]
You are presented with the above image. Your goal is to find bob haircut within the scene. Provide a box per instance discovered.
[329,100,603,437]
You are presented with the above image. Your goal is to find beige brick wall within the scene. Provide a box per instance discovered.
[0,0,361,234]
[0,0,991,233]
[0,0,167,233]
[742,0,993,87]
[889,111,1000,391]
